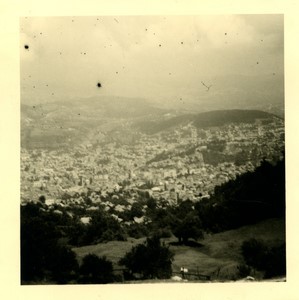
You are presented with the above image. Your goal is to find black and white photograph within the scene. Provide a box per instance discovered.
[19,14,287,285]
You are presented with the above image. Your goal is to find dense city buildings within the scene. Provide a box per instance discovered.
[21,116,284,217]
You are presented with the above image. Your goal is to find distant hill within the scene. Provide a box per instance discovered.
[21,96,167,121]
[21,102,281,149]
[21,96,168,149]
[135,109,280,134]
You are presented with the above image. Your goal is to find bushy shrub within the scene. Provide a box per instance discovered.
[241,238,286,279]
[79,254,114,284]
[241,238,267,270]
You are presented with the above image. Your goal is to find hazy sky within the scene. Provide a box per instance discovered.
[20,15,284,106]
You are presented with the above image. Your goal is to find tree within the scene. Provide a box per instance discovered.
[79,254,114,284]
[48,246,79,284]
[171,200,203,243]
[38,195,46,204]
[172,213,203,243]
[129,202,144,219]
[119,236,174,280]
[21,203,78,284]
[69,209,126,246]
[146,197,157,211]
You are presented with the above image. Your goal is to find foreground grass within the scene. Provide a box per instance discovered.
[72,218,285,281]
[72,237,146,268]
[170,218,285,280]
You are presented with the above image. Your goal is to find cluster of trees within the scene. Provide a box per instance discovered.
[21,203,78,283]
[146,141,256,167]
[201,150,235,166]
[146,145,201,165]
[68,209,126,247]
[195,158,285,232]
[202,143,264,167]
[21,202,175,284]
[146,150,171,165]
[119,236,174,280]
[21,202,123,284]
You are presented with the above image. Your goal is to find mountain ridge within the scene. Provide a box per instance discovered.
[135,109,280,135]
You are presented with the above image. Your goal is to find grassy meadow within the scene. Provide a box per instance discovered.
[72,218,285,281]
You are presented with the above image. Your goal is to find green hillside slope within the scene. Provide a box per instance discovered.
[136,109,279,134]
[72,218,285,281]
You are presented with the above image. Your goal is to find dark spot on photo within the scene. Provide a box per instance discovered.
[24,45,29,50]
[181,41,183,44]
[97,82,102,88]
[225,32,227,35]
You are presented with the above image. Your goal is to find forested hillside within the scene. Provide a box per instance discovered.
[136,110,280,134]
[195,157,285,232]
